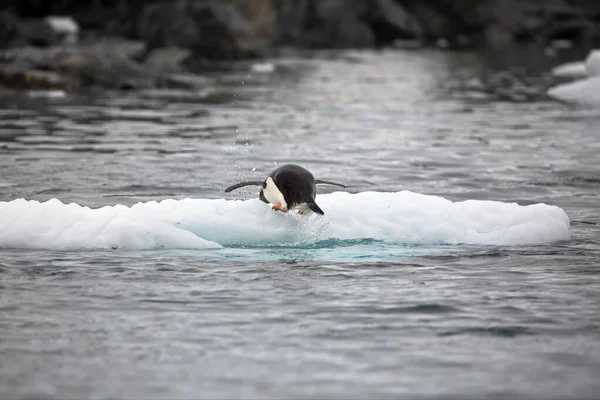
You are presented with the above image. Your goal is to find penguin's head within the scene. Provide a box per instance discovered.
[260,177,289,212]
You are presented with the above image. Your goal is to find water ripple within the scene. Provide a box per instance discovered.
[0,48,599,400]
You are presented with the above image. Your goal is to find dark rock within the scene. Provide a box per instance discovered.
[0,14,80,50]
[482,70,548,102]
[368,0,423,43]
[275,0,421,49]
[311,0,376,48]
[144,47,193,73]
[225,0,276,43]
[15,16,79,48]
[0,45,192,91]
[12,0,56,18]
[0,65,69,91]
[401,3,448,40]
[400,0,488,47]
[401,0,600,48]
[0,11,19,49]
[85,37,147,61]
[4,0,600,60]
[138,0,267,60]
[507,0,588,43]
[16,18,59,47]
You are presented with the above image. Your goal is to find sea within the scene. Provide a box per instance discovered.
[0,46,599,399]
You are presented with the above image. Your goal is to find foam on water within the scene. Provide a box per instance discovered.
[0,191,571,251]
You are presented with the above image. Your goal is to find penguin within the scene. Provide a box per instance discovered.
[224,164,347,215]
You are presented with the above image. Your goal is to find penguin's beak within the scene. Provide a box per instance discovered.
[272,204,288,212]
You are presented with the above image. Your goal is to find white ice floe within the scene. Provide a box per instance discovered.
[44,16,79,44]
[547,76,600,106]
[551,61,587,79]
[585,50,600,77]
[548,49,600,106]
[0,191,571,251]
[251,62,276,74]
[551,50,600,79]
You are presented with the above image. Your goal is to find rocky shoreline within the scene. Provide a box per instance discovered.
[1,0,600,91]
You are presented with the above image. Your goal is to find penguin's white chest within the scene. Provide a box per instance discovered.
[263,177,287,210]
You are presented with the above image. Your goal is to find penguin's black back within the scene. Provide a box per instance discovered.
[270,164,318,209]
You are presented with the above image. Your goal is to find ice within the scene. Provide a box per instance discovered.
[251,62,276,74]
[551,61,587,79]
[548,49,600,106]
[0,191,571,251]
[44,16,79,34]
[585,50,600,77]
[548,76,600,106]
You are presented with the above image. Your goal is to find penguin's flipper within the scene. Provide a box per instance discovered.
[307,201,325,215]
[315,179,347,188]
[224,181,264,192]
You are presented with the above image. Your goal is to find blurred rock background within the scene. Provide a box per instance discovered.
[1,0,599,90]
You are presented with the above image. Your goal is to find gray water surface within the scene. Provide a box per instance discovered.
[1,48,599,399]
